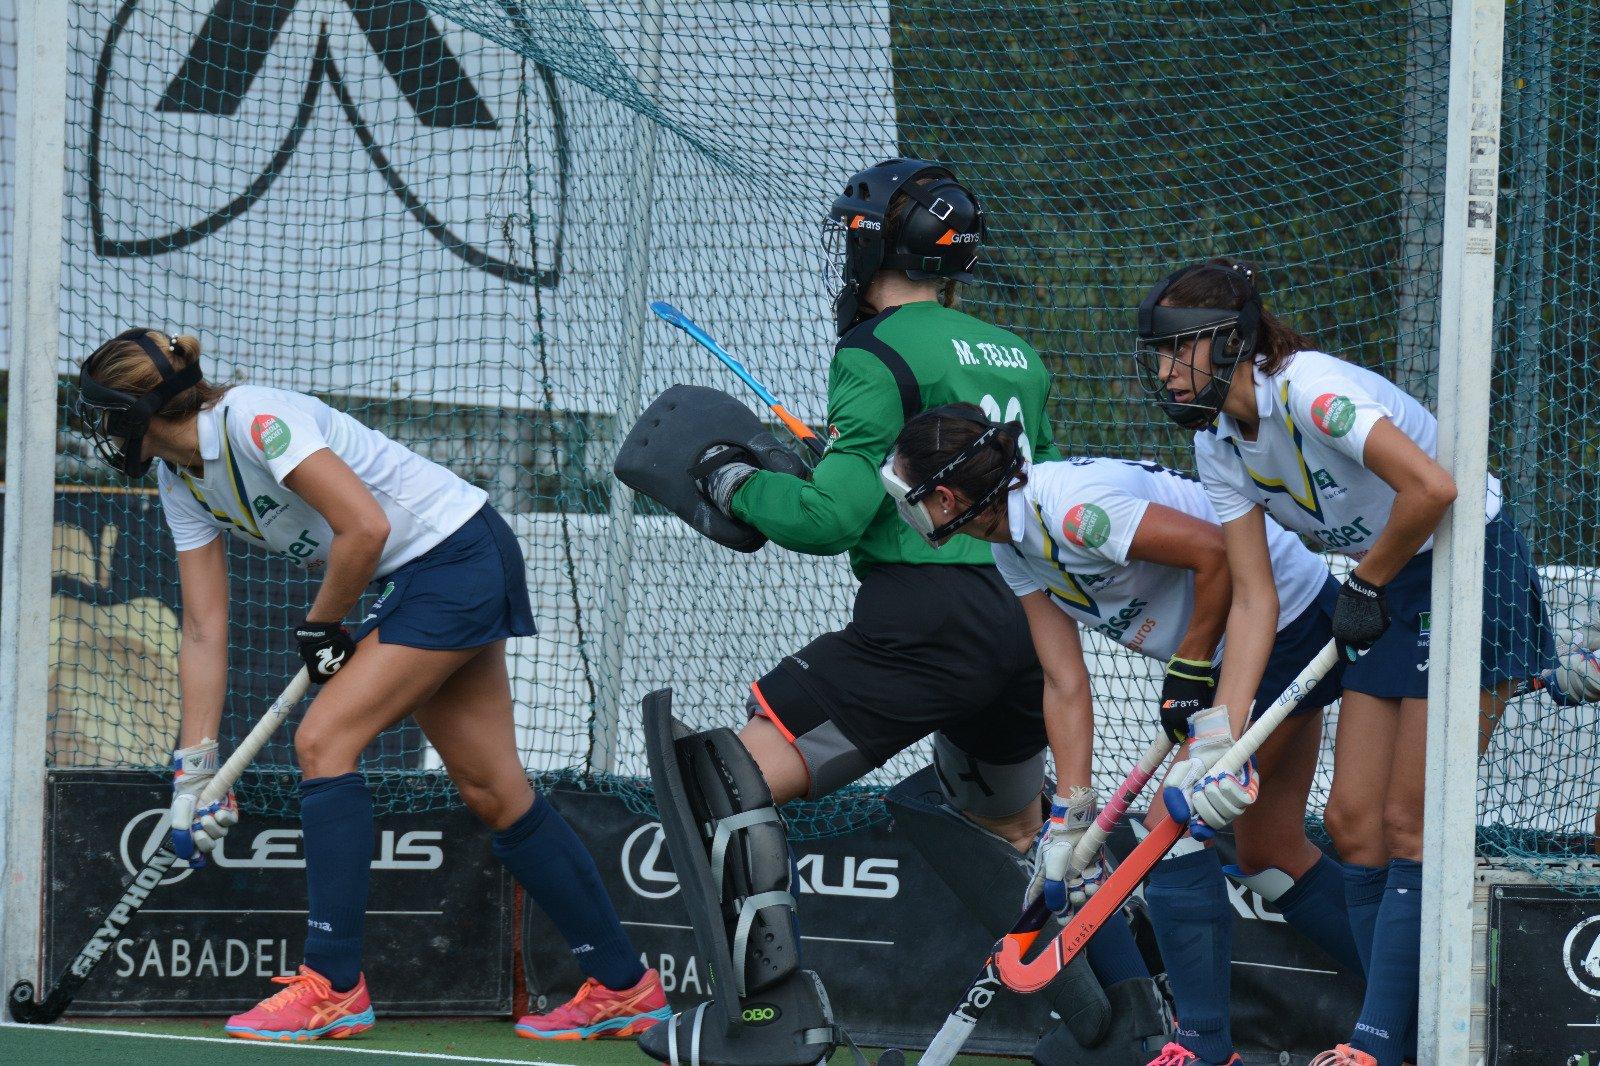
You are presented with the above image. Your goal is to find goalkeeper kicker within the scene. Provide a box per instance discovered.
[68,330,667,1043]
[621,158,1168,1065]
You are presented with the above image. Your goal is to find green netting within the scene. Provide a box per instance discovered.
[11,1,1597,872]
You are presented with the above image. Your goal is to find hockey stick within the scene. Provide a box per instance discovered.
[997,641,1341,993]
[649,300,827,458]
[7,668,311,1023]
[918,734,1176,1066]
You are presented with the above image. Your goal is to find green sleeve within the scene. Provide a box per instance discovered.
[1029,360,1061,462]
[729,347,903,556]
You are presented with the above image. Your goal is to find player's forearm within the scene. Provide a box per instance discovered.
[1043,673,1094,792]
[1174,557,1231,663]
[1352,481,1455,585]
[731,463,877,556]
[177,629,229,747]
[306,528,387,623]
[1214,584,1277,736]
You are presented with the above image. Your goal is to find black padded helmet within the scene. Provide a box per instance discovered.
[1135,262,1262,430]
[76,329,201,477]
[825,158,983,336]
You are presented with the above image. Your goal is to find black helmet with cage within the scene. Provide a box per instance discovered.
[825,158,984,336]
[76,328,202,477]
[1135,261,1262,430]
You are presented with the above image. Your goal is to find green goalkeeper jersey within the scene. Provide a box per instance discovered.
[731,300,1059,578]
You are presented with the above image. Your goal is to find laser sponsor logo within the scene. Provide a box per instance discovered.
[1564,913,1600,996]
[120,808,444,885]
[1310,393,1357,438]
[89,0,566,285]
[620,823,901,900]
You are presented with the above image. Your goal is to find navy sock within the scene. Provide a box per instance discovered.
[1085,909,1151,987]
[493,796,645,992]
[1342,862,1388,977]
[1275,855,1363,975]
[1349,859,1422,1066]
[1145,847,1233,1063]
[299,773,373,993]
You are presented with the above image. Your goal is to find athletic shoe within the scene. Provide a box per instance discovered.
[1147,1043,1244,1065]
[1309,1047,1379,1066]
[225,965,375,1042]
[515,968,670,1040]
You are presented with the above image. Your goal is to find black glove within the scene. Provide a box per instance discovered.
[1159,656,1215,744]
[692,444,760,517]
[1332,573,1390,663]
[295,620,356,683]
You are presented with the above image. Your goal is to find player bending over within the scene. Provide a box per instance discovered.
[73,331,667,1043]
[625,159,1168,1065]
[887,405,1362,1066]
[1135,261,1557,1066]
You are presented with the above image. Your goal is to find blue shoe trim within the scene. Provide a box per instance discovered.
[515,1005,672,1039]
[226,1006,376,1040]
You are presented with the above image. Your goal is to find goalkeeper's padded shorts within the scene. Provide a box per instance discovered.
[1342,510,1556,699]
[354,504,535,650]
[748,562,1047,800]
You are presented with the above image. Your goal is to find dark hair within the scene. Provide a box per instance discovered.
[1160,258,1312,374]
[894,402,1028,501]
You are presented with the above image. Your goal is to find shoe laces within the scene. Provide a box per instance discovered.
[1149,1043,1198,1066]
[259,967,333,1013]
[1309,1051,1360,1066]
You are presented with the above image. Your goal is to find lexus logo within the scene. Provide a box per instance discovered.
[89,0,566,285]
[621,823,679,900]
[1565,914,1600,997]
[120,807,194,887]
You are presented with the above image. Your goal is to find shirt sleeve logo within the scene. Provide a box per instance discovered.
[250,414,292,459]
[1310,393,1357,437]
[1062,503,1110,548]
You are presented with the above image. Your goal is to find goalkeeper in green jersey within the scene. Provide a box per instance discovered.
[638,160,1170,1066]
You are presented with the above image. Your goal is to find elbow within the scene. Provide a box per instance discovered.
[354,513,391,553]
[1424,470,1458,513]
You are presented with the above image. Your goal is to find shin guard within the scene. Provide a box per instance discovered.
[640,689,847,1066]
[885,765,1112,1048]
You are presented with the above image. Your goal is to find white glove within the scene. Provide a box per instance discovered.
[1161,705,1258,842]
[170,739,238,869]
[1025,787,1103,916]
[1546,621,1600,706]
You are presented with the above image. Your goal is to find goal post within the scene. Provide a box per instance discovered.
[0,0,68,999]
[1421,0,1507,1061]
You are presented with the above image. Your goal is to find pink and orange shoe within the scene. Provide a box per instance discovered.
[1147,1044,1243,1065]
[225,965,375,1042]
[515,968,670,1040]
[1309,1047,1379,1066]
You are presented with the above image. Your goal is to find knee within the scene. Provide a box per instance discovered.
[294,718,350,779]
[968,805,1042,854]
[457,772,533,832]
[1381,802,1424,861]
[1323,794,1382,863]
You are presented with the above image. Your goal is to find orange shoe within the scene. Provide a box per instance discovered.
[515,968,670,1040]
[1148,1044,1243,1065]
[225,965,375,1042]
[1309,1046,1378,1066]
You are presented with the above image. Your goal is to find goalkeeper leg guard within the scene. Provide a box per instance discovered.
[637,689,850,1066]
[1032,975,1173,1066]
[885,764,1112,1048]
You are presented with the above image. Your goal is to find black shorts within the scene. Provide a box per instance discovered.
[749,563,1046,798]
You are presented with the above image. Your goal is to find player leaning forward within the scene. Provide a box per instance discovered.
[625,159,1168,1065]
[1137,261,1558,1066]
[73,330,668,1042]
[885,408,1364,1065]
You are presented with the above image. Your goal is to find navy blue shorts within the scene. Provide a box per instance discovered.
[1244,575,1346,720]
[354,505,536,651]
[1342,511,1556,699]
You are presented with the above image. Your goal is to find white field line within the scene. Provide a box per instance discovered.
[0,1021,569,1065]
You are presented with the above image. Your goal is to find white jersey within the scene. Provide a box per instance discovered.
[155,385,487,576]
[1194,349,1500,560]
[992,457,1328,662]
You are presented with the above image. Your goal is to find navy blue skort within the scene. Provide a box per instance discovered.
[1249,575,1346,720]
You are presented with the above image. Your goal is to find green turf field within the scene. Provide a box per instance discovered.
[0,1019,999,1065]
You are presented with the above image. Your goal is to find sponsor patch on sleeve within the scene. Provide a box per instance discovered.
[251,414,291,459]
[1062,503,1110,548]
[1310,393,1357,437]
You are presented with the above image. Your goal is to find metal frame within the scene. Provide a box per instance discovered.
[1,0,68,1003]
[1421,0,1508,1061]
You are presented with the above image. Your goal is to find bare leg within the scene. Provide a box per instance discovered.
[411,641,534,831]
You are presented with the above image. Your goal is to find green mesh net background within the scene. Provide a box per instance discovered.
[3,0,1595,879]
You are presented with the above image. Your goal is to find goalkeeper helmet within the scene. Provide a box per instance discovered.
[1135,261,1262,430]
[881,403,1023,547]
[826,158,984,336]
[77,329,202,477]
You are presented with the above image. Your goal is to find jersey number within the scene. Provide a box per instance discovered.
[979,394,1032,463]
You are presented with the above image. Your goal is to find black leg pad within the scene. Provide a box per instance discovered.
[1032,976,1173,1066]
